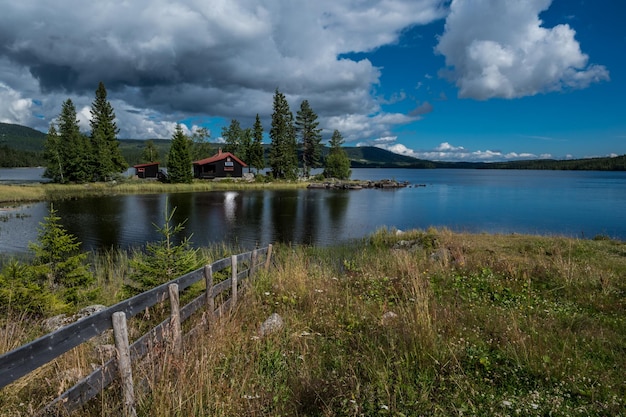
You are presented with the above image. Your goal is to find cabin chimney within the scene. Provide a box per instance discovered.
[218,148,222,155]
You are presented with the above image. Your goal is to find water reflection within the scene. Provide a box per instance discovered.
[2,169,626,256]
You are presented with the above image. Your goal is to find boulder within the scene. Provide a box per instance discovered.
[259,313,284,336]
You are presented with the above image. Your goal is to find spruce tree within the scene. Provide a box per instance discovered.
[58,99,91,183]
[29,204,94,305]
[249,113,265,173]
[269,89,298,179]
[126,200,198,294]
[167,124,193,183]
[324,130,351,179]
[43,124,64,183]
[89,82,127,181]
[296,99,322,177]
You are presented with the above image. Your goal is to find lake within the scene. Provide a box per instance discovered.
[1,168,625,255]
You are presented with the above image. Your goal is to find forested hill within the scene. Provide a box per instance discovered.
[0,122,625,171]
[0,122,47,167]
[0,122,46,152]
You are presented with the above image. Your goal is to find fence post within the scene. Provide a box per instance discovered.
[204,264,215,326]
[231,255,238,309]
[264,244,273,271]
[251,249,258,278]
[112,312,137,417]
[168,283,182,355]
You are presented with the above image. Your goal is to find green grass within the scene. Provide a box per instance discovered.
[0,178,309,203]
[1,229,625,416]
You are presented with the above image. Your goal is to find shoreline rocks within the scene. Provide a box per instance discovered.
[307,179,417,190]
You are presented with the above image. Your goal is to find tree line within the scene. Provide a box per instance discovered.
[43,82,127,183]
[230,89,350,180]
[42,85,351,183]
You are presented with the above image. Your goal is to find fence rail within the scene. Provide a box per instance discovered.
[0,244,272,416]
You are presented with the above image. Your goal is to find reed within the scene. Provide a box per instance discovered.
[0,179,309,203]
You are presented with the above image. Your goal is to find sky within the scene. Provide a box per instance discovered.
[0,0,624,162]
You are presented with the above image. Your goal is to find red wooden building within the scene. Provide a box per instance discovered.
[193,150,247,179]
[133,162,160,179]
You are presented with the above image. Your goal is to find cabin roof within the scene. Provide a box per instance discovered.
[133,162,159,168]
[193,150,247,167]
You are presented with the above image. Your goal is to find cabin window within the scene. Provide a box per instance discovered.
[224,161,234,167]
[138,168,145,172]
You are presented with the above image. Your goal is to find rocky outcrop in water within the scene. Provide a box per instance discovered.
[307,179,418,190]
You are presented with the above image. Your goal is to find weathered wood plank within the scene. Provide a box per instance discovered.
[1,247,269,401]
[180,293,207,323]
[36,358,118,416]
[212,277,232,296]
[113,312,137,417]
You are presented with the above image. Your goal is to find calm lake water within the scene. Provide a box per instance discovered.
[1,168,625,255]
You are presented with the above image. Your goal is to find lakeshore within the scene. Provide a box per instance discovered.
[1,229,624,415]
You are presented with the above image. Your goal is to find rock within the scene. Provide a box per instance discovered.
[381,311,399,326]
[430,248,451,264]
[42,304,107,333]
[259,313,284,336]
[42,314,69,333]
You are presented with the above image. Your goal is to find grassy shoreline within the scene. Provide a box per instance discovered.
[1,229,625,415]
[0,179,310,203]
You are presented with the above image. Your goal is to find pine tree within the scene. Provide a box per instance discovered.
[167,124,192,183]
[43,124,64,182]
[249,114,265,173]
[324,130,351,179]
[269,89,298,179]
[89,82,127,181]
[222,119,242,156]
[58,99,91,183]
[296,99,322,177]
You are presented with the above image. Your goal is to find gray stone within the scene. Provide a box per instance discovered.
[259,313,284,336]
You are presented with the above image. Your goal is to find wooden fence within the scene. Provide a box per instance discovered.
[0,245,273,416]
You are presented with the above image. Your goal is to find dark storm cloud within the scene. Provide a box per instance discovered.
[0,0,447,138]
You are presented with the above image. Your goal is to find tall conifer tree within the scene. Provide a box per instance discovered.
[58,99,91,183]
[249,113,265,173]
[269,89,297,179]
[43,124,64,183]
[323,129,351,179]
[295,100,322,177]
[167,124,192,183]
[89,82,126,180]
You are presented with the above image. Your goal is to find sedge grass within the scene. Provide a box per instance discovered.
[0,178,309,203]
[1,229,625,415]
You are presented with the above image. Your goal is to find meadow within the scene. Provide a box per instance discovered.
[1,228,624,416]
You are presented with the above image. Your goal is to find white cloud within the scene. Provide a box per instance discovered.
[373,140,554,162]
[0,83,32,126]
[0,0,447,139]
[436,0,609,99]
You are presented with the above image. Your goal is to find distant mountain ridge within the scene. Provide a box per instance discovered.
[0,122,47,152]
[0,122,624,171]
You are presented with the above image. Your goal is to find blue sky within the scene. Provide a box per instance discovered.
[0,0,624,161]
